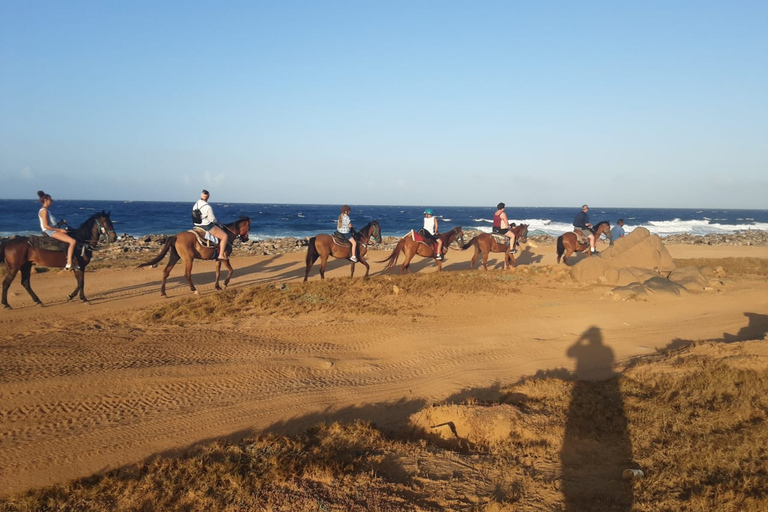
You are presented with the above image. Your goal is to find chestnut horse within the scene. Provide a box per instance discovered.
[304,220,381,282]
[379,226,464,274]
[1,211,117,309]
[556,221,612,264]
[462,224,529,270]
[137,216,251,296]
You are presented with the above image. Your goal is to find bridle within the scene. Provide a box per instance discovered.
[223,219,250,242]
[93,216,116,244]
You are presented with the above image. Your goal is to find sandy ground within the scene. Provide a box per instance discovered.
[1,239,767,496]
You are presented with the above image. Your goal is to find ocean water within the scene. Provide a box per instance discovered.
[2,200,767,239]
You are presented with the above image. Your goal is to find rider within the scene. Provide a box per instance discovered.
[492,202,517,253]
[337,205,358,262]
[573,204,597,254]
[193,189,230,261]
[37,190,77,270]
[422,208,443,260]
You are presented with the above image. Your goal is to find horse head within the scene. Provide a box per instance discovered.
[595,221,611,241]
[446,226,464,248]
[233,216,251,242]
[516,224,529,244]
[81,211,117,245]
[369,220,382,244]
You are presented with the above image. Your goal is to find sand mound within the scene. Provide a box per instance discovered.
[408,403,522,450]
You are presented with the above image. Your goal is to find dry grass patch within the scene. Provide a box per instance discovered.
[146,272,522,323]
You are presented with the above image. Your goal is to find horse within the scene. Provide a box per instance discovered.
[556,221,612,264]
[379,226,465,274]
[1,211,117,309]
[304,220,381,282]
[462,224,529,270]
[137,217,251,296]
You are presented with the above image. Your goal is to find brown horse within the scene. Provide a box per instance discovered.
[379,226,464,274]
[556,221,612,264]
[1,211,117,309]
[304,220,381,282]
[137,217,251,296]
[462,224,529,270]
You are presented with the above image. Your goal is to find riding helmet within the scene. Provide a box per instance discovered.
[424,208,433,215]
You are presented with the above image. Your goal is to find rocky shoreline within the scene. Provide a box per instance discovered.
[93,229,768,261]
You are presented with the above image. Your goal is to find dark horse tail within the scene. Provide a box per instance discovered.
[136,236,176,268]
[0,240,6,264]
[461,236,478,251]
[556,234,565,260]
[305,236,319,267]
[377,238,405,270]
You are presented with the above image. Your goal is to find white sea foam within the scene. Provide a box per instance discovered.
[468,218,768,238]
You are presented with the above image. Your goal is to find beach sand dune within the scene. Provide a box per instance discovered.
[1,238,767,497]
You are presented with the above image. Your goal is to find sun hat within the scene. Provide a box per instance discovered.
[424,208,433,215]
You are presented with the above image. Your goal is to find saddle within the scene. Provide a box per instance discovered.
[27,235,90,257]
[408,229,434,246]
[490,233,510,245]
[332,231,359,247]
[573,228,592,245]
[189,228,218,248]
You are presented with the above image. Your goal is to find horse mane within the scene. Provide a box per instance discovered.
[594,220,610,229]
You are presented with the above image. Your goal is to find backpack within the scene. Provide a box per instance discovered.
[192,207,203,224]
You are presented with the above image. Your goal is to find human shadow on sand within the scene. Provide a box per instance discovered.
[560,326,634,511]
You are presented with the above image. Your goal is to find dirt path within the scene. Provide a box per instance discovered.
[2,242,767,496]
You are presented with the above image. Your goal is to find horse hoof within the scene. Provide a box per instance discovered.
[4,304,12,310]
[193,290,199,295]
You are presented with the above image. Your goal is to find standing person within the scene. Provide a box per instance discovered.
[337,205,357,262]
[422,208,444,260]
[192,189,230,261]
[492,202,517,253]
[37,190,77,270]
[573,204,597,254]
[611,219,626,244]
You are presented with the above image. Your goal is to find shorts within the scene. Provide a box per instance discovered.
[42,229,56,237]
[197,223,215,232]
[492,226,508,235]
[337,231,353,240]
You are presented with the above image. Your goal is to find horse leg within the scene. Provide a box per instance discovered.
[222,259,234,288]
[304,253,319,282]
[400,253,413,274]
[183,258,196,294]
[19,263,43,306]
[1,267,16,309]
[160,250,181,297]
[68,268,87,302]
[359,250,370,279]
[319,254,329,279]
[481,248,489,271]
[470,245,479,270]
[214,260,222,290]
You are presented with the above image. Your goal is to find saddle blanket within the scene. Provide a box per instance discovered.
[27,235,89,256]
[408,229,430,244]
[490,233,510,245]
[332,232,352,246]
[28,234,69,252]
[189,228,219,247]
[573,229,590,244]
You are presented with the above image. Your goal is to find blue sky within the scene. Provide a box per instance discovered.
[1,1,766,208]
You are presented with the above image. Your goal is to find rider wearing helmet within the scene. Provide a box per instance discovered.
[573,204,597,253]
[337,205,358,262]
[422,208,443,260]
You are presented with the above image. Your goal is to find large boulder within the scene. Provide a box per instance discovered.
[570,228,676,285]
